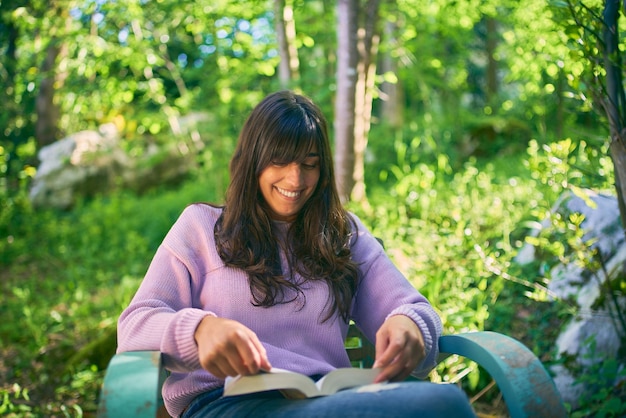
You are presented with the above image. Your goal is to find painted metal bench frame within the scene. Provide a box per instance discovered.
[97,327,567,418]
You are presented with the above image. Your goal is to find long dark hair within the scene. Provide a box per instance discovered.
[214,91,359,322]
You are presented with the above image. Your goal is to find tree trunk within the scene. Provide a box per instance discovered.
[334,0,381,203]
[284,3,300,81]
[485,16,498,105]
[556,67,565,139]
[352,0,381,203]
[35,41,62,148]
[4,16,18,85]
[275,0,291,88]
[35,2,70,150]
[274,0,300,89]
[334,0,358,203]
[379,20,403,130]
[602,0,626,245]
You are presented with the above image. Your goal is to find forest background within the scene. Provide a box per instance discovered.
[1,0,625,417]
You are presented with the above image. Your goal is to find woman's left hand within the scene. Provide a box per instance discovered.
[372,315,426,383]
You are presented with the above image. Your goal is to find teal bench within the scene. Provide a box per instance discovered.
[97,325,567,418]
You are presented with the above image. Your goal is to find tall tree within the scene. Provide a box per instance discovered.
[352,0,381,203]
[334,0,359,203]
[334,0,381,203]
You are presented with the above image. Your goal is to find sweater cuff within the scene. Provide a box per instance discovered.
[161,308,216,372]
[386,305,438,377]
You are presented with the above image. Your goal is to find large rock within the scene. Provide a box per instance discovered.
[29,123,127,209]
[517,189,626,408]
[29,122,199,209]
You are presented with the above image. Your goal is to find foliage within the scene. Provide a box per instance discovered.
[0,0,600,195]
[569,338,626,418]
[0,384,32,417]
[526,137,613,195]
[548,0,626,120]
[519,134,626,415]
[0,176,220,416]
[524,136,624,313]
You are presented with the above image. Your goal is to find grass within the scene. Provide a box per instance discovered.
[0,179,222,416]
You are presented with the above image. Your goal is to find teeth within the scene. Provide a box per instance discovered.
[277,187,300,198]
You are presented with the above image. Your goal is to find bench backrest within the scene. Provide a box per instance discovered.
[346,323,375,368]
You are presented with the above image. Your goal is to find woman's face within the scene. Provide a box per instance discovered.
[258,151,320,222]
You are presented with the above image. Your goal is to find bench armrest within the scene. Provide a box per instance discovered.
[97,351,166,418]
[439,331,567,418]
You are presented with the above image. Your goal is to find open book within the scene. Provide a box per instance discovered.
[223,367,382,399]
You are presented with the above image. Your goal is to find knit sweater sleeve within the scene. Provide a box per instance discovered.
[348,214,443,378]
[116,204,219,373]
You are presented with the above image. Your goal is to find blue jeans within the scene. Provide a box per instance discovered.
[181,381,476,418]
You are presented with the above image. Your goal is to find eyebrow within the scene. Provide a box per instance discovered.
[306,152,320,158]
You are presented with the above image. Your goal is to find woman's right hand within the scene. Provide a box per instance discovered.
[194,316,272,379]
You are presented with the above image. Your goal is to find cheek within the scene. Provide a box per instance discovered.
[307,172,321,188]
[258,169,275,189]
[257,176,271,201]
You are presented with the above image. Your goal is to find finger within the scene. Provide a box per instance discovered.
[374,353,403,383]
[373,332,403,369]
[373,347,395,369]
[374,336,413,381]
[376,351,416,383]
[373,328,389,369]
[235,336,268,375]
[202,339,256,377]
[208,357,239,379]
[250,335,272,371]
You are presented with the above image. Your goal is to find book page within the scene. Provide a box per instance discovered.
[223,367,382,398]
[224,368,320,398]
[316,367,381,396]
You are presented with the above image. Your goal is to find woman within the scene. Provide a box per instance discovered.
[117,91,475,417]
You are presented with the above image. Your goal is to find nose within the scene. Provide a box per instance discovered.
[285,163,303,185]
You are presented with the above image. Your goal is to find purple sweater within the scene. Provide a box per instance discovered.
[117,204,442,417]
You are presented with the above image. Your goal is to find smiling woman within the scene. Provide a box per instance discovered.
[115,90,475,418]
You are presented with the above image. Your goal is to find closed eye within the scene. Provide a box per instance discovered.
[302,155,320,170]
[271,160,289,167]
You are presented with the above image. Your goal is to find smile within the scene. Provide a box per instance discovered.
[276,187,301,198]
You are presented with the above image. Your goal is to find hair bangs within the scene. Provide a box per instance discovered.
[260,113,323,170]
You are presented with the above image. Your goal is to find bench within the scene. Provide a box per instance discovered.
[97,324,567,418]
